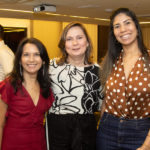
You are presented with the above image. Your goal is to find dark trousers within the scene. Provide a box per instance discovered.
[47,113,97,150]
[96,112,150,150]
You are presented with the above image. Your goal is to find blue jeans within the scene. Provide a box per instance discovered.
[96,112,150,150]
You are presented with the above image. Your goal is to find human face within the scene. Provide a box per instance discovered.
[20,43,43,76]
[113,13,138,47]
[65,26,89,60]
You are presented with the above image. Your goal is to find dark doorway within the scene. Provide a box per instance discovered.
[98,25,109,63]
[3,27,27,53]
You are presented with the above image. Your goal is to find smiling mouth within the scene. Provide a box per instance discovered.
[121,34,130,39]
[27,64,37,67]
[72,48,80,50]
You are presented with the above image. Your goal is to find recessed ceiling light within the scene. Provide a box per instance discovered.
[105,8,113,12]
[78,5,100,8]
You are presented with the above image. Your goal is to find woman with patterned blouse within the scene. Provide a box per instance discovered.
[46,22,103,150]
[96,8,150,150]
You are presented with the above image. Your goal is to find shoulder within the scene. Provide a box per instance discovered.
[90,63,101,70]
[50,58,59,69]
[49,58,63,73]
[93,63,100,68]
[0,46,14,58]
[50,58,60,65]
[0,78,14,104]
[84,63,101,70]
[0,78,12,93]
[85,63,101,75]
[50,58,55,63]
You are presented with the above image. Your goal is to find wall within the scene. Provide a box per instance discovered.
[32,20,62,59]
[98,25,109,63]
[141,24,150,49]
[0,18,31,37]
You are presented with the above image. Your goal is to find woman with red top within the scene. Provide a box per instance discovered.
[0,38,54,150]
[96,8,150,150]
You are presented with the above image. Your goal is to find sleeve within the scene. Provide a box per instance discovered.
[0,48,14,75]
[95,64,104,111]
[95,63,104,100]
[0,80,10,104]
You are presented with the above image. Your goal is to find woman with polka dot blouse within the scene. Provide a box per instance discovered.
[96,8,150,150]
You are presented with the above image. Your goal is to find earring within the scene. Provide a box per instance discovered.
[20,64,22,77]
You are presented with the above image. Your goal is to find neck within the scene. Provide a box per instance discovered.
[23,73,38,85]
[123,43,141,57]
[67,56,86,67]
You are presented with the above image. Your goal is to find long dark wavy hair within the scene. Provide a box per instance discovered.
[10,37,51,98]
[102,8,150,85]
[57,22,93,65]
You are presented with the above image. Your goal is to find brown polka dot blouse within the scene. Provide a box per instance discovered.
[104,50,150,119]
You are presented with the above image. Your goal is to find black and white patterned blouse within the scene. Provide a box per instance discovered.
[48,59,103,115]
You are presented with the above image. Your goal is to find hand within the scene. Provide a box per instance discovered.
[137,144,150,150]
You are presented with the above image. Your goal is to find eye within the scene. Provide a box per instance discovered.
[35,53,40,56]
[113,24,120,29]
[77,36,83,40]
[66,37,72,41]
[23,53,29,56]
[125,21,131,25]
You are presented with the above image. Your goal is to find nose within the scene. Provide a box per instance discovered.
[29,55,34,61]
[72,39,78,45]
[120,25,126,32]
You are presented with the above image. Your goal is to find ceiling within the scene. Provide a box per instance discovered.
[0,0,150,25]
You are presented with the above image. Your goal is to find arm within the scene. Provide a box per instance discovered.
[0,49,14,75]
[137,130,150,150]
[100,100,105,118]
[0,96,7,149]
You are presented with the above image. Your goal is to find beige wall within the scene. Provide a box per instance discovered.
[32,20,62,59]
[84,23,98,62]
